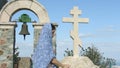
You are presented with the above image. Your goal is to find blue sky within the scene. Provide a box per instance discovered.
[11,0,120,65]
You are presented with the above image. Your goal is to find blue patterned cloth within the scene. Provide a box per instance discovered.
[32,23,56,68]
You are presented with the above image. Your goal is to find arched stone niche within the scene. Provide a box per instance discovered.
[0,0,53,68]
[0,0,50,23]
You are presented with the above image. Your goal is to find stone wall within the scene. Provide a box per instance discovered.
[0,23,16,68]
[18,57,32,68]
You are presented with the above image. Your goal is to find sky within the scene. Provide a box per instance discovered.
[10,0,120,65]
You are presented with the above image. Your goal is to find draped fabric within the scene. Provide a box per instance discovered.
[32,23,56,68]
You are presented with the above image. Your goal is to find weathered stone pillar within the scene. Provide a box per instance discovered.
[32,23,58,53]
[0,22,16,68]
[18,57,32,68]
[32,23,43,49]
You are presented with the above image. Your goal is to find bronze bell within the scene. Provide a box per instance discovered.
[19,23,30,40]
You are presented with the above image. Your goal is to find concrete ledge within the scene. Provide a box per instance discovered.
[32,23,58,29]
[0,22,17,28]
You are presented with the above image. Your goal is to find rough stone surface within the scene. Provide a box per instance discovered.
[0,50,4,55]
[34,28,41,48]
[18,57,32,68]
[60,56,99,68]
[0,28,14,68]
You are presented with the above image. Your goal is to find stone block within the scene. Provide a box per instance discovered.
[0,63,7,68]
[60,56,99,68]
[5,1,32,16]
[30,2,50,22]
[0,11,9,22]
[0,0,50,23]
[18,57,32,68]
[0,50,4,55]
[0,39,6,45]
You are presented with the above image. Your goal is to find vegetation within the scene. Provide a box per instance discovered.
[64,48,73,56]
[64,44,116,68]
[13,47,20,64]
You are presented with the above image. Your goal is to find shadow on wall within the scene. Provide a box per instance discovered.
[0,0,8,11]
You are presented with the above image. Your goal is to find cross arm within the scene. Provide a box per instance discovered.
[62,17,74,23]
[78,18,89,23]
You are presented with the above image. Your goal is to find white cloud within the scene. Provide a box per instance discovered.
[97,25,120,32]
[79,25,120,39]
[79,33,94,38]
[57,40,72,46]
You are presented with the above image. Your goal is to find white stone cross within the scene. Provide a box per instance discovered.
[62,6,89,58]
